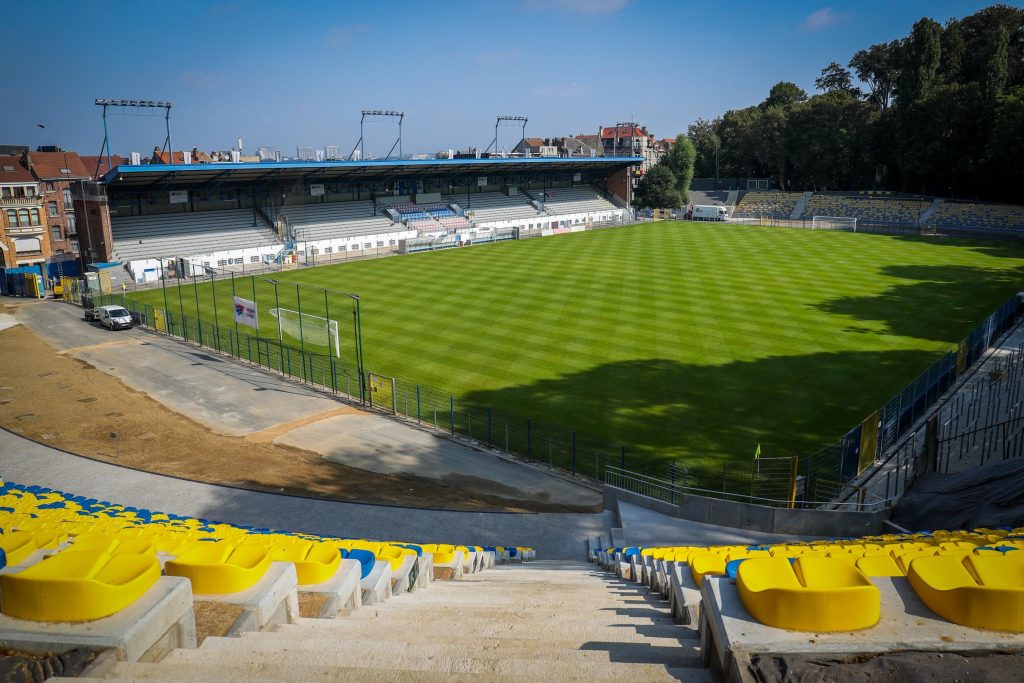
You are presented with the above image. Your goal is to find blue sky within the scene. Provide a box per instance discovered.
[0,0,1005,158]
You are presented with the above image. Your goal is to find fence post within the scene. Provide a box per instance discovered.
[620,446,625,469]
[449,395,455,436]
[572,432,577,475]
[416,385,421,424]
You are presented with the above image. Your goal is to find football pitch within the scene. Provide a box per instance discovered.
[125,222,1024,481]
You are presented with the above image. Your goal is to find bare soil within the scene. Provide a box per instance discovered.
[0,316,597,513]
[191,602,245,646]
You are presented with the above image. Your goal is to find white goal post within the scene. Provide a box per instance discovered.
[812,215,857,232]
[269,307,340,358]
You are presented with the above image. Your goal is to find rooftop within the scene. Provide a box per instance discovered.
[0,156,35,183]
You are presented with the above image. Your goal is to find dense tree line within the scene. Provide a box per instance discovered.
[685,5,1024,201]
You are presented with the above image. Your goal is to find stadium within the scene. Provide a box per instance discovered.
[3,2,1024,681]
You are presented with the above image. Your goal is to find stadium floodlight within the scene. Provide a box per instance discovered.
[94,98,174,176]
[486,115,528,155]
[349,110,406,161]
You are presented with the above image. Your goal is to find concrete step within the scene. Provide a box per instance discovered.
[261,620,692,644]
[202,633,703,667]
[125,648,704,681]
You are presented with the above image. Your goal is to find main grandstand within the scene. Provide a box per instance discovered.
[103,157,634,282]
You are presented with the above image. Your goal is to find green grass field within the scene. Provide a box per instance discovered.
[124,222,1024,481]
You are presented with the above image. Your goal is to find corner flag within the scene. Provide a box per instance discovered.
[754,443,761,459]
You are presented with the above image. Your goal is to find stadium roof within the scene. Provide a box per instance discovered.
[101,156,642,190]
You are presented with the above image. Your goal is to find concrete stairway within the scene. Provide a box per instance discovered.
[790,191,813,220]
[78,561,710,682]
[918,198,944,226]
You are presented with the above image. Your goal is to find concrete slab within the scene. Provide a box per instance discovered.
[699,575,1024,682]
[0,314,19,332]
[617,501,818,548]
[283,413,599,505]
[297,558,362,617]
[0,576,195,662]
[195,562,299,635]
[360,560,393,604]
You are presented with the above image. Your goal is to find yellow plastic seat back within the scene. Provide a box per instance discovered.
[0,550,160,622]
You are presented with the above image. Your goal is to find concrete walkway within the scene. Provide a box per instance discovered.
[0,429,611,560]
[13,301,599,507]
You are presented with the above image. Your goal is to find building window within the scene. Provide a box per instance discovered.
[62,189,73,209]
[232,257,243,265]
[31,209,40,225]
[45,182,55,192]
[66,214,76,234]
[324,246,333,254]
[55,249,64,256]
[5,209,15,226]
[48,201,58,217]
[70,239,79,254]
[17,209,29,226]
[50,226,61,241]
[217,259,227,267]
[1,188,10,198]
[250,255,259,263]
[376,241,384,247]
[388,239,396,246]
[363,243,371,249]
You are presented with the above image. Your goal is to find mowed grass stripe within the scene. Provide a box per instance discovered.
[126,222,1024,479]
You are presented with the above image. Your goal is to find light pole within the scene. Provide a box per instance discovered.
[266,278,284,375]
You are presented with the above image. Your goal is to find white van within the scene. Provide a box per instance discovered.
[96,305,134,330]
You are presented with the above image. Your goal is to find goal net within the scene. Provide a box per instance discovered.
[812,216,857,232]
[269,308,340,358]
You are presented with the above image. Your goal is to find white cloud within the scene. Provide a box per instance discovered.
[180,71,219,91]
[799,7,849,31]
[325,24,369,48]
[532,81,589,97]
[523,0,631,15]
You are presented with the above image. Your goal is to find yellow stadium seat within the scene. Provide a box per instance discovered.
[374,545,414,573]
[165,541,271,594]
[0,531,40,566]
[0,550,160,622]
[270,541,342,585]
[421,543,457,565]
[856,553,904,577]
[907,554,1024,632]
[738,556,880,632]
[689,553,727,586]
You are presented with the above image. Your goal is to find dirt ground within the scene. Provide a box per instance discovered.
[0,312,596,513]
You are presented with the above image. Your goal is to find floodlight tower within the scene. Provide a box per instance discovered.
[94,99,173,175]
[485,115,528,156]
[348,110,406,161]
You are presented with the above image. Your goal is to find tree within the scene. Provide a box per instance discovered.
[982,24,1010,101]
[763,81,807,109]
[897,18,942,104]
[850,41,900,110]
[686,118,721,178]
[632,164,682,209]
[815,62,855,93]
[939,19,965,83]
[663,134,697,203]
[987,86,1024,195]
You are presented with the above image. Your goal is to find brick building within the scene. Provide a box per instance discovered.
[23,150,91,274]
[599,124,668,185]
[0,156,49,268]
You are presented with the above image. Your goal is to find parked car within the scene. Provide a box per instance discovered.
[96,305,134,330]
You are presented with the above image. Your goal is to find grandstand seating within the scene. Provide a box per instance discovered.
[0,480,532,625]
[279,201,397,242]
[799,195,931,225]
[733,191,802,217]
[445,192,541,223]
[930,202,1024,232]
[111,209,282,262]
[438,217,470,231]
[594,526,1024,634]
[534,186,618,215]
[406,219,441,233]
